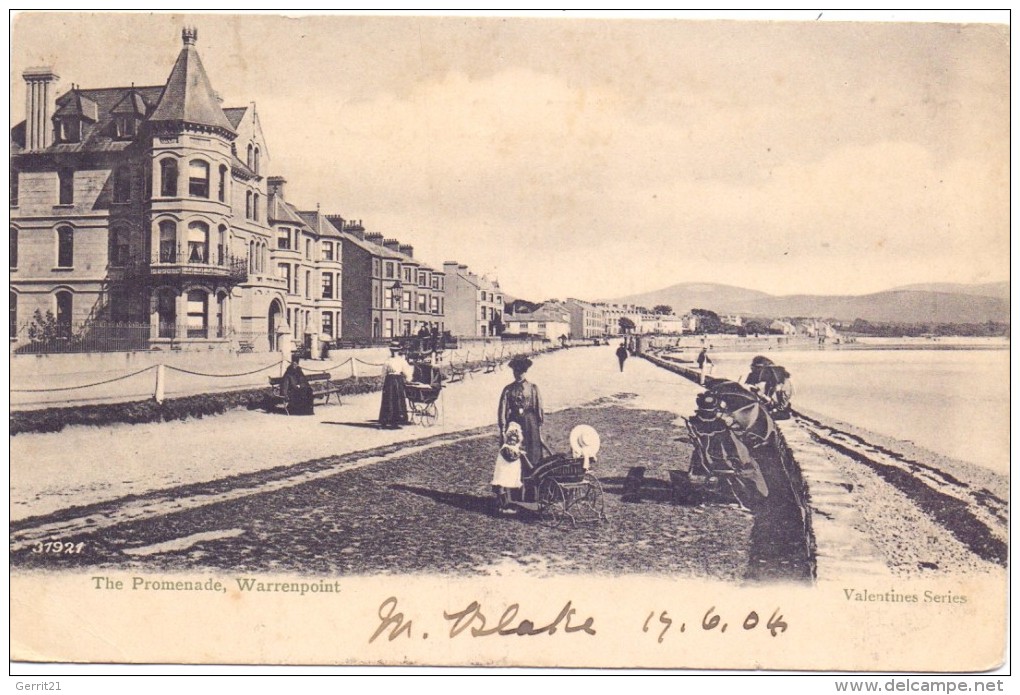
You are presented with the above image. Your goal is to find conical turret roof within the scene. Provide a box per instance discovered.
[149,28,235,135]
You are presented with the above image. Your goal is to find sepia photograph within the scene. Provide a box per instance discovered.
[8,10,1010,680]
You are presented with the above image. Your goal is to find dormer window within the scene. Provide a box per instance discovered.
[115,114,137,139]
[57,117,81,144]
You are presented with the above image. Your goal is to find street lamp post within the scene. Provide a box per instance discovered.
[391,279,403,341]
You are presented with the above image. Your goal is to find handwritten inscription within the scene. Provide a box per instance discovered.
[642,606,788,643]
[370,597,596,643]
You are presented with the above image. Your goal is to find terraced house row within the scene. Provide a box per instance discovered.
[9,28,491,354]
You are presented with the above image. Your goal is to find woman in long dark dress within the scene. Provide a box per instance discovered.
[281,355,315,415]
[379,342,413,428]
[497,355,545,470]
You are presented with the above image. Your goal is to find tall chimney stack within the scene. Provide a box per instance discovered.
[23,67,59,151]
[266,176,286,197]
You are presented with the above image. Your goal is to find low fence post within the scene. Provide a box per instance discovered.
[154,364,165,404]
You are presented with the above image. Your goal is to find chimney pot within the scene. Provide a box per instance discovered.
[23,67,59,151]
[267,176,286,196]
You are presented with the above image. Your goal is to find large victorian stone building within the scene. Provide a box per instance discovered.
[9,28,444,353]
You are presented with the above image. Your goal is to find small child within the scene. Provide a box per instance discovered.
[492,422,529,514]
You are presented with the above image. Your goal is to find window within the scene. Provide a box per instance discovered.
[431,276,439,290]
[216,293,227,338]
[253,194,259,221]
[217,225,227,265]
[254,147,260,175]
[247,144,254,170]
[157,290,176,337]
[322,242,333,261]
[277,228,291,250]
[218,165,227,202]
[384,287,394,309]
[56,226,74,267]
[113,167,131,203]
[480,306,486,320]
[402,320,411,336]
[10,168,18,206]
[278,263,291,293]
[417,294,427,313]
[189,160,209,198]
[10,228,17,268]
[322,273,334,299]
[384,318,393,338]
[10,291,17,337]
[431,296,439,314]
[159,221,176,262]
[402,291,412,311]
[159,159,178,197]
[245,191,252,219]
[55,291,73,337]
[403,267,412,283]
[186,290,208,338]
[373,259,381,276]
[58,168,74,205]
[115,115,137,139]
[418,271,427,287]
[305,270,311,299]
[384,262,395,279]
[110,290,129,324]
[187,222,209,263]
[321,312,333,338]
[58,118,81,143]
[305,239,312,260]
[109,228,129,266]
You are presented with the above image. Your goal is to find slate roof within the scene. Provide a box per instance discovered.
[149,38,235,134]
[296,210,344,240]
[222,107,248,129]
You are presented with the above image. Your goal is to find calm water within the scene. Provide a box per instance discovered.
[706,343,1010,475]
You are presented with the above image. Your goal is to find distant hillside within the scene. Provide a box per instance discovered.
[730,290,1009,324]
[609,282,771,313]
[606,282,1009,324]
[889,281,1009,301]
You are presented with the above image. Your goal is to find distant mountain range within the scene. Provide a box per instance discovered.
[608,281,1010,324]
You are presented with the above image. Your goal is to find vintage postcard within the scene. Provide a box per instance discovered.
[8,11,1009,675]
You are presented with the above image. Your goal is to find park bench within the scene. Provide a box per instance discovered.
[267,372,343,414]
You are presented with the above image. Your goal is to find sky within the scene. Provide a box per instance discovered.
[9,11,1011,302]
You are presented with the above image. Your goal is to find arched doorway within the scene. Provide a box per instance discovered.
[268,299,283,351]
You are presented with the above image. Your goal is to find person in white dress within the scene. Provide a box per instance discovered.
[491,422,530,514]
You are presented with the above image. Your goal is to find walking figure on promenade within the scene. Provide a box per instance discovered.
[697,346,713,385]
[379,341,413,429]
[498,355,545,474]
[616,342,629,372]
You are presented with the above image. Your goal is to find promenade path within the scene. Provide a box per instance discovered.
[11,345,698,523]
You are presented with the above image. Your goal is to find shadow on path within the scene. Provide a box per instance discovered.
[389,483,493,517]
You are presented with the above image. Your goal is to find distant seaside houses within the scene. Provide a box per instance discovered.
[504,301,570,341]
[443,262,503,338]
[770,319,798,335]
[564,298,605,339]
[721,314,743,327]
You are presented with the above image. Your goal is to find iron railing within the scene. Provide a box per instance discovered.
[12,321,231,354]
[118,244,249,284]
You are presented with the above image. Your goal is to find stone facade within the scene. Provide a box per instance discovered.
[442,261,503,338]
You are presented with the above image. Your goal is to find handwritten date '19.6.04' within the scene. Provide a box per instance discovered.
[643,606,788,643]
